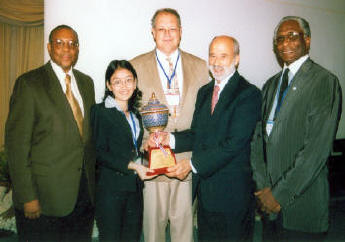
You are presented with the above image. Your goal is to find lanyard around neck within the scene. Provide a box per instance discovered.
[156,51,180,89]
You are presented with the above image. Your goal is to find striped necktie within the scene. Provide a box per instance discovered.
[65,74,83,136]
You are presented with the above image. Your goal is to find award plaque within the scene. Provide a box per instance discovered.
[141,93,176,175]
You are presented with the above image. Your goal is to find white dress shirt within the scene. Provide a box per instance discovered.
[155,48,183,96]
[266,54,309,136]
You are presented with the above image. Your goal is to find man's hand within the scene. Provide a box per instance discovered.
[24,199,41,219]
[144,132,170,151]
[166,159,191,180]
[255,187,281,214]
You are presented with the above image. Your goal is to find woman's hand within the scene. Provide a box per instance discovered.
[128,162,157,180]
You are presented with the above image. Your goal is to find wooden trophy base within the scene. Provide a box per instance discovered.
[147,146,176,175]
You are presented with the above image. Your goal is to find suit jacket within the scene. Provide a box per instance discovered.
[5,62,96,217]
[251,58,342,232]
[91,102,144,193]
[174,71,261,212]
[131,49,209,182]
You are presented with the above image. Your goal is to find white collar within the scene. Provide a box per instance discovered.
[156,48,179,63]
[50,60,73,79]
[105,95,122,111]
[215,69,236,90]
[284,54,309,76]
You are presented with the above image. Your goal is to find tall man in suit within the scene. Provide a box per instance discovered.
[251,16,342,241]
[5,25,96,241]
[150,35,261,242]
[130,8,209,242]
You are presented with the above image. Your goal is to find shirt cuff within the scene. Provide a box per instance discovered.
[169,133,175,149]
[190,159,197,173]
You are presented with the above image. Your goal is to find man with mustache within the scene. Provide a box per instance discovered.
[149,35,261,242]
[251,16,342,241]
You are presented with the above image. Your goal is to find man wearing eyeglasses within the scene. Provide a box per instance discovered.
[5,25,96,241]
[250,16,342,241]
[131,8,208,242]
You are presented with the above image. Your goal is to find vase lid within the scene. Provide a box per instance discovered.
[141,92,169,114]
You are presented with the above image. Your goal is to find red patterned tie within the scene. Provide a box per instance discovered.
[211,84,220,114]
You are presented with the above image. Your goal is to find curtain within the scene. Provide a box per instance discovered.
[0,0,44,148]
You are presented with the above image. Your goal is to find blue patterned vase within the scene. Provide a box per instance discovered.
[141,92,169,132]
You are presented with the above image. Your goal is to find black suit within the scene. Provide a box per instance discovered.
[91,102,144,242]
[174,71,261,241]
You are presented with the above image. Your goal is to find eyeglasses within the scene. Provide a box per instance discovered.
[110,78,135,87]
[51,39,79,49]
[275,32,303,44]
[155,27,180,34]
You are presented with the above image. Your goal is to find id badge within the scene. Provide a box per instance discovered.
[165,89,180,106]
[266,120,274,136]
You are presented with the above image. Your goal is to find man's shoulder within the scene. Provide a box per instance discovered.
[180,50,207,65]
[262,71,281,92]
[307,59,338,79]
[198,81,213,95]
[130,50,155,65]
[236,73,261,97]
[73,68,93,82]
[15,64,48,86]
[91,102,106,115]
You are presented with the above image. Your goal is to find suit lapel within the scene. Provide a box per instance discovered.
[108,107,140,151]
[267,59,313,139]
[286,58,313,91]
[263,73,280,123]
[180,50,190,110]
[112,108,133,141]
[44,62,78,131]
[195,82,213,124]
[147,50,167,104]
[74,70,89,142]
[136,112,144,149]
[274,59,313,122]
[212,71,241,118]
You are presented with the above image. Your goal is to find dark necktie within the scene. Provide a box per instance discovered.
[65,74,83,136]
[275,68,289,117]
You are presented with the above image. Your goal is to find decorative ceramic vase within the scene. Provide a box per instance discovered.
[141,93,176,175]
[141,93,169,133]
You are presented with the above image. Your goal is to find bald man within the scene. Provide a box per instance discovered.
[150,36,261,241]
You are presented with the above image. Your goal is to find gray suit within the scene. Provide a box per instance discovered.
[251,58,342,232]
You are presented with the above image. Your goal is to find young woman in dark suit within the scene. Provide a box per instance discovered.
[91,60,155,242]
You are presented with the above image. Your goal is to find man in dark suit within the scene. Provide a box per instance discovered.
[251,16,342,241]
[5,25,96,241]
[149,35,261,242]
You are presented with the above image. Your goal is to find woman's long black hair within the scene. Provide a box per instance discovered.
[104,60,142,112]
